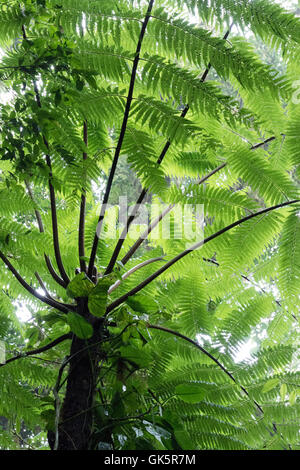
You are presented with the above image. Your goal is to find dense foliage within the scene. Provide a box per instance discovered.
[0,0,300,450]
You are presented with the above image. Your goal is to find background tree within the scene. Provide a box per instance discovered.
[0,0,299,450]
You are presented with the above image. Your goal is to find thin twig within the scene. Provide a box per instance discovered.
[24,180,44,233]
[34,271,76,311]
[251,136,276,150]
[12,430,36,450]
[241,274,298,322]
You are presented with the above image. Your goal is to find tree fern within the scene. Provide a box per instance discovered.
[0,0,299,452]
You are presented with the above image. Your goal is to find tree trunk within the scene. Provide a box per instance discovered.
[49,304,105,450]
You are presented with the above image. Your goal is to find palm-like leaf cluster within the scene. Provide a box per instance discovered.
[0,0,299,450]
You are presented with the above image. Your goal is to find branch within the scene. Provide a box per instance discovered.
[44,255,66,288]
[0,251,72,314]
[147,323,263,414]
[12,430,36,450]
[106,199,300,313]
[104,27,233,275]
[120,204,174,267]
[250,136,276,150]
[22,25,68,287]
[34,271,75,311]
[0,333,72,368]
[33,82,70,286]
[87,0,155,278]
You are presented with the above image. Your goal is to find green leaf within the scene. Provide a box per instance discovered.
[40,409,56,432]
[54,89,62,107]
[76,79,85,91]
[67,312,93,339]
[79,256,90,262]
[66,273,94,298]
[119,345,152,368]
[175,383,208,403]
[262,378,280,394]
[126,294,158,314]
[280,383,287,401]
[88,275,114,317]
[289,390,297,406]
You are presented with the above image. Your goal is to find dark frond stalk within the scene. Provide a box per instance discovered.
[0,251,70,313]
[33,82,70,286]
[45,143,70,286]
[24,180,66,287]
[44,255,66,288]
[0,333,72,368]
[147,324,263,414]
[251,136,276,150]
[34,271,52,298]
[87,0,155,278]
[106,199,300,313]
[34,271,74,310]
[53,356,70,450]
[104,27,233,275]
[79,120,88,273]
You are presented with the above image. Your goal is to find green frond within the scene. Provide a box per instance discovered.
[182,0,300,46]
[226,144,298,205]
[278,211,300,307]
[148,12,290,97]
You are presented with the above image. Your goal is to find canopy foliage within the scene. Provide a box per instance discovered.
[0,0,299,451]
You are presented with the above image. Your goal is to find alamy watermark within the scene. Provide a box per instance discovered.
[95,197,204,250]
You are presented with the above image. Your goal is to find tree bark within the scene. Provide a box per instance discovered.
[49,303,105,450]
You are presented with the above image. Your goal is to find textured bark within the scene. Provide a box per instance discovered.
[49,303,105,450]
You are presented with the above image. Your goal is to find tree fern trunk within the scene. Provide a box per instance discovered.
[49,305,104,450]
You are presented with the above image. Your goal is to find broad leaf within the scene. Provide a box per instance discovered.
[66,273,94,298]
[88,275,114,317]
[67,312,93,339]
